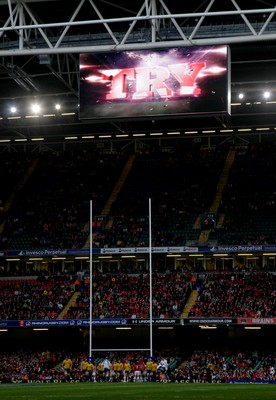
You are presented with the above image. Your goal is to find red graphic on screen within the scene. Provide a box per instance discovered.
[97,62,205,100]
[79,46,229,120]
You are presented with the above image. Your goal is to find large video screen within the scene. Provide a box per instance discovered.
[79,46,230,120]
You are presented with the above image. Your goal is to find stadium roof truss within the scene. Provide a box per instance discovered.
[1,0,276,55]
[0,0,276,141]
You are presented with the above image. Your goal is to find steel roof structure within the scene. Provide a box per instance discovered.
[0,0,276,142]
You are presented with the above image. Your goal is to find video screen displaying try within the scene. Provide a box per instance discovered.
[79,46,230,120]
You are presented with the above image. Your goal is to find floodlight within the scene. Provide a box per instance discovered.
[31,103,41,113]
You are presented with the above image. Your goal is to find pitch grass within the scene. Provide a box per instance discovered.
[1,383,276,400]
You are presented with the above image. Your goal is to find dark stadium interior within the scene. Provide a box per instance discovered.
[0,0,276,139]
[0,0,275,385]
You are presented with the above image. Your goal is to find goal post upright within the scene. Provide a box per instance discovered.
[87,199,153,357]
[89,199,93,358]
[149,198,153,358]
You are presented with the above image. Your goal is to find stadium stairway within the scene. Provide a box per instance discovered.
[101,154,136,218]
[254,360,263,371]
[0,158,38,235]
[181,289,199,318]
[193,214,202,229]
[57,291,80,320]
[83,154,136,247]
[197,148,236,244]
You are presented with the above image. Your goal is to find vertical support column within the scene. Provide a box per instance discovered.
[151,0,157,43]
[203,257,206,271]
[18,3,24,51]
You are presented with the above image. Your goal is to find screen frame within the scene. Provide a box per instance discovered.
[79,45,231,122]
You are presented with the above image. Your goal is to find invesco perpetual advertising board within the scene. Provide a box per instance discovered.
[79,45,230,121]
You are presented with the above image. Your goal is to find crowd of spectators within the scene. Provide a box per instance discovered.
[1,144,275,386]
[0,350,54,383]
[1,143,276,250]
[65,270,192,319]
[176,349,275,383]
[0,268,193,321]
[0,275,74,320]
[0,144,230,250]
[0,150,127,250]
[0,152,33,212]
[188,272,276,318]
[92,146,228,248]
[0,348,274,384]
[0,270,275,321]
[216,143,276,245]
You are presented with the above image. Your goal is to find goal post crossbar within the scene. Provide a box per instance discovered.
[89,348,151,352]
